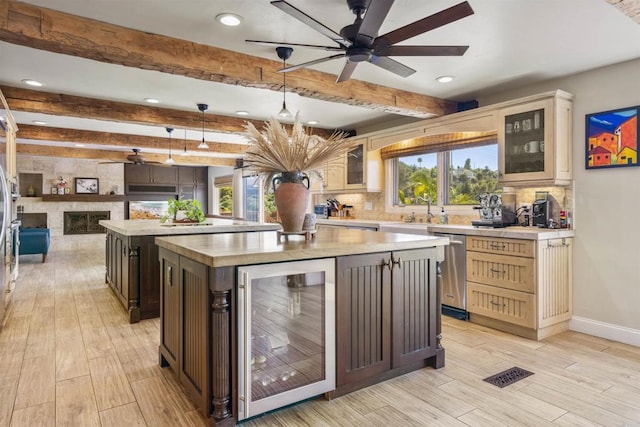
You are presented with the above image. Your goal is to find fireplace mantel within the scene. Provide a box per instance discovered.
[41,195,125,202]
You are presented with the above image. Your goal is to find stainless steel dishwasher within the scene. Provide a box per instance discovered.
[433,233,467,320]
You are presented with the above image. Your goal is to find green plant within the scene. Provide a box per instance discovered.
[161,197,205,223]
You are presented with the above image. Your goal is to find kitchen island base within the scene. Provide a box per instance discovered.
[156,230,448,425]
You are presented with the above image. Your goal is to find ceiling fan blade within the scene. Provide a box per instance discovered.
[336,61,358,83]
[369,56,415,77]
[378,1,474,46]
[245,39,343,52]
[279,54,346,73]
[357,0,395,43]
[271,0,351,48]
[378,45,469,56]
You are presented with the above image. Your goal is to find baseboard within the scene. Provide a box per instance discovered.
[570,316,640,347]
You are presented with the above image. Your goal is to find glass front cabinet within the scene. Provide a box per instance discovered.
[498,91,573,186]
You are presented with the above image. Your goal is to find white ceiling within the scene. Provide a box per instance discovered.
[1,0,640,161]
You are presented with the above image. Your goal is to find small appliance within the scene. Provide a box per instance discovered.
[532,199,549,227]
[471,193,517,228]
[314,204,328,219]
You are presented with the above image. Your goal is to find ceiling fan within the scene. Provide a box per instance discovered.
[246,0,474,82]
[100,148,168,166]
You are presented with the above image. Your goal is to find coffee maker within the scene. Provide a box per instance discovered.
[471,193,517,228]
[532,199,549,227]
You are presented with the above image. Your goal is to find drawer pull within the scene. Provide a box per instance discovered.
[490,268,506,274]
[490,301,506,307]
[392,256,402,269]
[490,243,506,250]
[167,266,172,287]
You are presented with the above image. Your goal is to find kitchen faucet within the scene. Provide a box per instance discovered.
[416,195,434,223]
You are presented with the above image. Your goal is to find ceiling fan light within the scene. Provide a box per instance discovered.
[216,13,243,27]
[436,75,455,83]
[22,79,44,87]
[144,98,160,104]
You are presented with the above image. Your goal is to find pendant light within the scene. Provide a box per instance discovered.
[276,46,293,118]
[197,103,209,149]
[181,128,188,156]
[165,127,175,164]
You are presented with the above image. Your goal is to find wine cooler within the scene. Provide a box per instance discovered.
[237,258,335,420]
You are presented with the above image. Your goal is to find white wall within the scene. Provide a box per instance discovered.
[478,58,640,345]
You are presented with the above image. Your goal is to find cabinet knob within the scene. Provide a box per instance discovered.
[382,258,392,271]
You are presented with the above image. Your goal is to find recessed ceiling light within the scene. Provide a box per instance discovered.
[216,13,243,27]
[75,143,85,147]
[144,98,160,104]
[435,75,455,83]
[235,110,249,116]
[32,120,47,125]
[22,79,44,87]
[306,120,319,125]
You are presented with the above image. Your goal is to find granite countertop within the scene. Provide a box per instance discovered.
[99,219,282,236]
[155,228,449,268]
[317,218,574,240]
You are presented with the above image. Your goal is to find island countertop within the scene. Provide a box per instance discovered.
[155,228,449,268]
[99,218,281,236]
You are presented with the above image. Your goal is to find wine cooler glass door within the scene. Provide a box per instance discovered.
[237,258,335,420]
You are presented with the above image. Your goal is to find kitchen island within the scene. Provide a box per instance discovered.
[99,219,281,322]
[155,229,448,425]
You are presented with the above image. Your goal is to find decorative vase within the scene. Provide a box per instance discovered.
[273,172,310,232]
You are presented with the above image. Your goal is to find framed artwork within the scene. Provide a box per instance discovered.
[51,187,57,195]
[75,177,99,194]
[64,187,71,194]
[57,187,65,195]
[586,106,638,169]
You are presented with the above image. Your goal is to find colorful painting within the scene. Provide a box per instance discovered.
[586,106,638,169]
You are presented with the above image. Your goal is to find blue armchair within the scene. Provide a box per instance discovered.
[19,228,51,263]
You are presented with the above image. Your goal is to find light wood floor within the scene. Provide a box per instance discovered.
[1,249,640,426]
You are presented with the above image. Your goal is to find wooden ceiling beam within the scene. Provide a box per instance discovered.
[17,143,237,167]
[0,0,457,118]
[1,86,335,138]
[17,124,247,155]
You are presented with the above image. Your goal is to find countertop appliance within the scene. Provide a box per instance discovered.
[313,204,328,219]
[532,199,549,227]
[471,193,517,228]
[434,232,467,320]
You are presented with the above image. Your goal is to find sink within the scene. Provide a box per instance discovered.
[379,222,431,235]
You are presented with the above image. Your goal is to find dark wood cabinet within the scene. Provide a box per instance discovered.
[159,249,215,418]
[335,247,442,394]
[125,164,178,184]
[178,165,208,185]
[336,252,391,386]
[104,230,159,323]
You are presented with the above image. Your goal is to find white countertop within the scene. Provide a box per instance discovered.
[155,228,449,268]
[317,218,575,240]
[99,219,282,236]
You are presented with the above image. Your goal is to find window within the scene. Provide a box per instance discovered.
[393,144,498,207]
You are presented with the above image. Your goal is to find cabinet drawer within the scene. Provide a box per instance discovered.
[467,282,535,328]
[466,251,534,293]
[467,236,534,257]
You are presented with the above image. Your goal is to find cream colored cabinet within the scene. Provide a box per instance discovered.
[498,90,573,187]
[466,235,572,340]
[312,137,383,193]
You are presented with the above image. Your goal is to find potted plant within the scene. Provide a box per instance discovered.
[243,115,356,232]
[161,197,205,223]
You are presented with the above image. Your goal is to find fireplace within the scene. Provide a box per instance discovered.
[64,211,110,235]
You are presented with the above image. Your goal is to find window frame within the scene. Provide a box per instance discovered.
[385,144,497,216]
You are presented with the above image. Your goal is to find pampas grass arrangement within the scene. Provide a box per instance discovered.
[243,115,357,185]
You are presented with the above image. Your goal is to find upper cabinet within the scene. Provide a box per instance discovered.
[498,91,573,186]
[313,137,383,193]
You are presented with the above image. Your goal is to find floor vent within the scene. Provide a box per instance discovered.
[483,367,533,388]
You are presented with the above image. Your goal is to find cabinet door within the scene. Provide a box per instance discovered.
[194,167,208,185]
[160,250,180,369]
[179,184,195,200]
[178,257,210,412]
[178,166,196,184]
[344,144,364,188]
[324,160,345,192]
[498,98,554,184]
[194,185,207,213]
[391,248,438,368]
[336,253,391,386]
[124,164,152,183]
[114,236,123,295]
[151,165,178,184]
